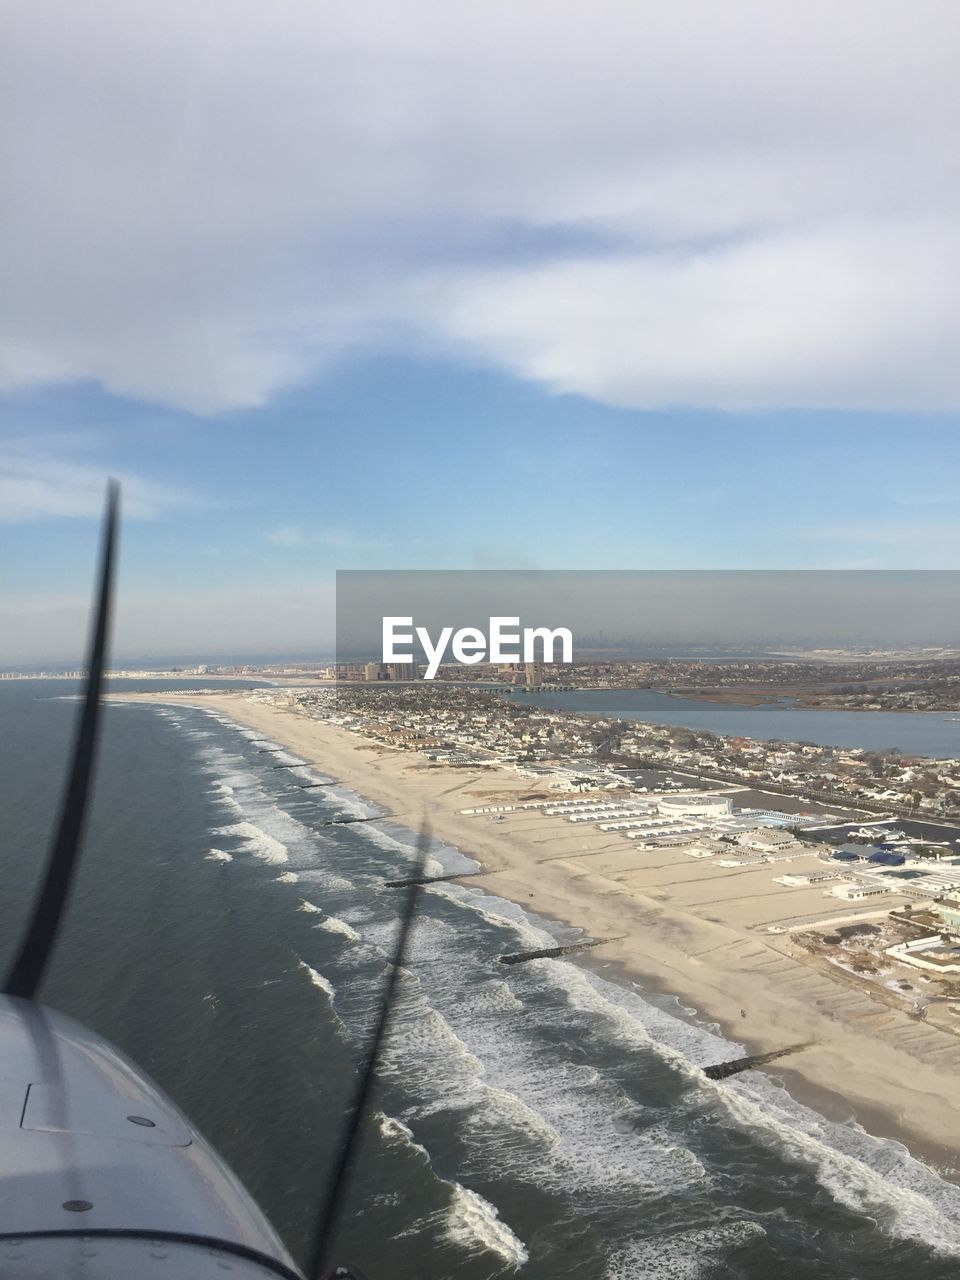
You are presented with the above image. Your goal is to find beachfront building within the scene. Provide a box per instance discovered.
[656,794,732,819]
[775,871,839,886]
[886,936,960,973]
[934,897,960,935]
[832,845,868,862]
[867,850,906,866]
[736,828,795,851]
[830,883,892,900]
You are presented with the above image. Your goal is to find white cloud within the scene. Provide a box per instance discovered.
[420,221,960,410]
[265,526,307,548]
[0,437,206,521]
[2,0,959,412]
[265,526,382,550]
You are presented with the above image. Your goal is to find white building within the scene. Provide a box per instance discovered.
[656,794,733,819]
[830,883,891,900]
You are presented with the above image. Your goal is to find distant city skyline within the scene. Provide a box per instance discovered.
[3,3,960,664]
[7,569,960,671]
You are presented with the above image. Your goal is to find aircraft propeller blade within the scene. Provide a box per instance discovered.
[4,480,120,1000]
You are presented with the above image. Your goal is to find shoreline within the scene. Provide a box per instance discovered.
[114,689,960,1182]
[535,684,960,714]
[668,687,960,713]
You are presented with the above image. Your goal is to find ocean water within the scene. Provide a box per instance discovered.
[3,681,960,1277]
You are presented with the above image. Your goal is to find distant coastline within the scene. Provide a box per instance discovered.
[667,687,960,713]
[0,671,272,683]
[502,686,960,757]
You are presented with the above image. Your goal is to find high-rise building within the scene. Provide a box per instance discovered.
[388,661,419,681]
[364,662,383,681]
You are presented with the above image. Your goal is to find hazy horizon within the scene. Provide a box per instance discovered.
[7,570,960,670]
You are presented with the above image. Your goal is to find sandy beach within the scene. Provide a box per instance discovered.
[118,689,960,1173]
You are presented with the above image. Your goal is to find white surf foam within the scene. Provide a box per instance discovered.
[721,1074,960,1256]
[378,1112,431,1158]
[522,954,960,1255]
[206,848,233,862]
[298,960,336,1002]
[326,803,477,879]
[289,765,332,785]
[605,1221,766,1280]
[213,820,289,864]
[378,967,704,1198]
[377,1115,527,1267]
[195,738,337,870]
[238,728,272,743]
[432,881,559,951]
[317,915,360,943]
[444,1182,528,1268]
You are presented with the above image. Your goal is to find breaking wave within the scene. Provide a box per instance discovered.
[444,1182,529,1268]
[298,960,336,1002]
[213,820,289,864]
[316,914,360,943]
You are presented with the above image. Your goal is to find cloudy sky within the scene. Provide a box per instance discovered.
[2,1,959,663]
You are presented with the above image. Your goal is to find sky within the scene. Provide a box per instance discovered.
[2,1,959,665]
